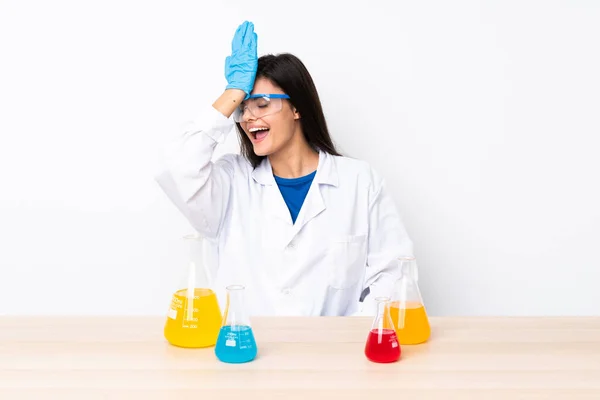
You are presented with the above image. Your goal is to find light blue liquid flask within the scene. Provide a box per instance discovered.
[215,284,258,363]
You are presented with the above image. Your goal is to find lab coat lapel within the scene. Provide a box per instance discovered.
[284,151,339,247]
[252,158,293,250]
[286,180,325,242]
[252,151,339,249]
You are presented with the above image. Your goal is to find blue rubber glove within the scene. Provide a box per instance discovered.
[224,21,258,98]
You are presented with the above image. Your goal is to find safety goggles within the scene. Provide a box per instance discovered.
[233,94,290,123]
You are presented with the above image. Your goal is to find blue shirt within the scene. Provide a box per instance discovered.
[274,171,317,223]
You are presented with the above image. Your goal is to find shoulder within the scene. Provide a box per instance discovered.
[214,153,253,177]
[330,154,385,190]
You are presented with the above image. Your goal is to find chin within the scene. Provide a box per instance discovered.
[252,145,273,157]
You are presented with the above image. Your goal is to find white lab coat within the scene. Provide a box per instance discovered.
[155,106,414,316]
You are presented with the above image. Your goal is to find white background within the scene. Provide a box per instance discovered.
[1,0,599,316]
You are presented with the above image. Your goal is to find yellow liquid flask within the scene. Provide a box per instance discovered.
[215,285,258,363]
[164,233,222,348]
[389,257,431,345]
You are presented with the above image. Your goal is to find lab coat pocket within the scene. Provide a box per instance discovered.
[327,234,367,290]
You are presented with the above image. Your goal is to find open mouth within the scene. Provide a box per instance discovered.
[249,127,270,142]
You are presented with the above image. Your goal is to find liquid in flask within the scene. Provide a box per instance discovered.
[390,257,431,345]
[364,297,401,363]
[215,285,258,363]
[163,233,222,348]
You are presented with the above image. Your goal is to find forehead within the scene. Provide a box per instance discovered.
[251,77,285,95]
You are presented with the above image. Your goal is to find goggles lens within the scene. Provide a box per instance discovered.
[233,94,290,122]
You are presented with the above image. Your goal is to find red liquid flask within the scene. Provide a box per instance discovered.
[364,297,401,363]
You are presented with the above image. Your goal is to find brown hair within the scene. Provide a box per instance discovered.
[235,53,340,168]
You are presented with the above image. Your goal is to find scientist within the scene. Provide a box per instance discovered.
[155,21,414,316]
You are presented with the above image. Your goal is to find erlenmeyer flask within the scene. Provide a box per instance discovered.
[390,256,431,345]
[164,233,222,348]
[364,296,401,363]
[215,285,258,363]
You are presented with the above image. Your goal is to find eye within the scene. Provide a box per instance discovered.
[255,99,270,108]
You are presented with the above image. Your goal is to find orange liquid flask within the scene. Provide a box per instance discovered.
[164,233,222,348]
[364,297,401,363]
[390,257,431,345]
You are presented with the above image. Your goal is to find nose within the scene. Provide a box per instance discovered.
[243,110,257,123]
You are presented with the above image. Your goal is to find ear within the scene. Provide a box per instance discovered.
[293,107,301,120]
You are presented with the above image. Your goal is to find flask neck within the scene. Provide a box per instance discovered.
[182,233,212,289]
[393,257,425,306]
[399,256,418,282]
[186,234,205,265]
[224,285,250,327]
[375,299,387,319]
[372,297,394,331]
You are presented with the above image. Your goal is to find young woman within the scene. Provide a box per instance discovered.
[156,21,414,316]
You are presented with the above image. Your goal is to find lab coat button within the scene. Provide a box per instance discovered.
[282,288,291,295]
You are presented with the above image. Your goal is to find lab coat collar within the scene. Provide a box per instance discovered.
[251,150,339,187]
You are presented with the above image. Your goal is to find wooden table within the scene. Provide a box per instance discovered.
[1,316,599,399]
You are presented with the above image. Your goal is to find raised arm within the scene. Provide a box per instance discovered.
[154,21,258,238]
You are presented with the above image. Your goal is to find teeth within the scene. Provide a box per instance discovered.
[249,127,269,133]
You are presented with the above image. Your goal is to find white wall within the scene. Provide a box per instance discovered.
[1,0,599,316]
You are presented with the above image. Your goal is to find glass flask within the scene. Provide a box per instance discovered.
[215,285,258,363]
[364,296,401,363]
[164,233,222,348]
[389,256,431,345]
